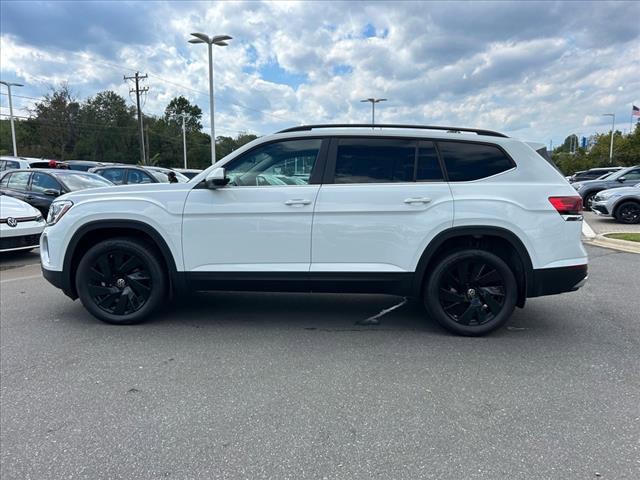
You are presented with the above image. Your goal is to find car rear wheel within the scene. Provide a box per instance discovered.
[75,238,166,324]
[424,250,517,336]
[614,201,640,224]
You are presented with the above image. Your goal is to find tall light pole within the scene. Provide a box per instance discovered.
[602,113,615,164]
[360,98,387,125]
[182,114,188,169]
[0,80,24,156]
[189,33,231,164]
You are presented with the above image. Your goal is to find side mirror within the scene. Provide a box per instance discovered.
[617,176,626,183]
[205,167,229,189]
[44,189,60,197]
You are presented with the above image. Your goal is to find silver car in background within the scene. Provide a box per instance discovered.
[591,183,640,224]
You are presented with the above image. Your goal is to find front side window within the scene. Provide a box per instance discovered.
[621,169,640,181]
[127,169,155,184]
[0,173,9,187]
[438,141,514,182]
[224,139,321,187]
[98,168,125,185]
[7,171,30,190]
[335,138,415,184]
[31,172,62,193]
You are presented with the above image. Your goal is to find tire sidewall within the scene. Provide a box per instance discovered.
[75,238,166,324]
[615,201,640,224]
[424,249,518,336]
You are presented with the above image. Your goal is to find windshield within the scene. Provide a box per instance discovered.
[55,172,113,190]
[597,172,613,180]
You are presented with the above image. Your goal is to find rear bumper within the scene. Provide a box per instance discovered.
[527,264,588,298]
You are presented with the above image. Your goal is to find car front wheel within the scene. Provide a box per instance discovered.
[583,192,597,211]
[75,238,166,324]
[424,249,518,336]
[614,201,640,224]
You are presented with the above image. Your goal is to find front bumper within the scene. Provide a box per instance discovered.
[527,264,588,297]
[591,200,610,216]
[0,221,44,252]
[42,266,77,299]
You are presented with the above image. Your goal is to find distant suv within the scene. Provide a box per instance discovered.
[90,165,189,184]
[572,165,640,210]
[569,167,623,183]
[40,125,588,336]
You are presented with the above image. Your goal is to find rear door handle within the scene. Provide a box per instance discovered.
[25,195,34,200]
[284,199,312,206]
[404,197,431,204]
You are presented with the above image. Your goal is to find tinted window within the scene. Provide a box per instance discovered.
[7,171,30,190]
[416,141,444,181]
[0,173,9,187]
[98,168,125,185]
[5,161,19,170]
[335,138,415,184]
[127,169,155,184]
[31,172,62,193]
[225,139,321,187]
[438,142,513,181]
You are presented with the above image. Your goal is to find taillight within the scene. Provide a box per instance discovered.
[549,196,583,215]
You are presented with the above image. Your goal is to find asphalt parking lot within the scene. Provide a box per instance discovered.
[584,211,640,235]
[1,245,639,479]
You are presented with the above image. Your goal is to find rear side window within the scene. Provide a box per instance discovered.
[127,169,155,184]
[335,138,415,183]
[7,171,30,190]
[31,172,62,193]
[438,142,513,181]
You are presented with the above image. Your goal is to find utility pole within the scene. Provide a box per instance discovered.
[124,72,149,164]
[602,113,615,164]
[0,80,24,156]
[182,114,188,169]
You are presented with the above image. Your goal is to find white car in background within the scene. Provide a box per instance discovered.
[591,183,640,224]
[0,194,45,253]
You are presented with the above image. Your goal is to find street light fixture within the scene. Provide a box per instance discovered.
[189,32,232,164]
[602,113,615,164]
[0,80,24,156]
[360,98,387,125]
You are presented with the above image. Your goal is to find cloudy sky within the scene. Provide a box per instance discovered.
[1,0,639,146]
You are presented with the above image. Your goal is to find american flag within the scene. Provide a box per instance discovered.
[633,105,640,117]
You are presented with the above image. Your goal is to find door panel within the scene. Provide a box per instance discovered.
[311,137,454,273]
[181,138,325,272]
[182,185,320,271]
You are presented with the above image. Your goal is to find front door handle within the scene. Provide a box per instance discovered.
[25,195,34,200]
[404,197,431,204]
[284,199,312,206]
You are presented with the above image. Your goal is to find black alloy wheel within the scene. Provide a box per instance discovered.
[615,201,640,224]
[424,250,517,336]
[584,192,596,211]
[76,238,166,324]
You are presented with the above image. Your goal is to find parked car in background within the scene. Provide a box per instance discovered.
[0,194,45,253]
[0,156,32,171]
[569,166,623,183]
[90,165,189,184]
[0,169,113,216]
[591,183,640,224]
[175,168,203,179]
[572,165,640,210]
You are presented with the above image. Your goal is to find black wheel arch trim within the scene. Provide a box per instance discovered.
[411,226,534,302]
[60,220,183,299]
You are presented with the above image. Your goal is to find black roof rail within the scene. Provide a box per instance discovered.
[277,124,508,138]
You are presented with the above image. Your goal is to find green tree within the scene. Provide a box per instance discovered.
[164,96,203,132]
[31,83,80,160]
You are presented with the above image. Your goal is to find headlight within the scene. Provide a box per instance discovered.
[47,200,73,225]
[599,192,622,200]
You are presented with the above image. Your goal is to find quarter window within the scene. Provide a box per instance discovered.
[335,138,415,184]
[438,142,513,181]
[7,171,30,190]
[225,139,321,187]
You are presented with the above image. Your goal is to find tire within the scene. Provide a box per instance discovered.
[423,249,518,336]
[614,201,640,224]
[583,192,597,211]
[75,237,166,324]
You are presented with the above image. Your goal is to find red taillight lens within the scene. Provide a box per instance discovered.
[549,196,583,215]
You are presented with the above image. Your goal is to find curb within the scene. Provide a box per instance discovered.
[583,234,640,254]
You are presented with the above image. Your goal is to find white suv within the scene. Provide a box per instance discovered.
[40,125,588,335]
